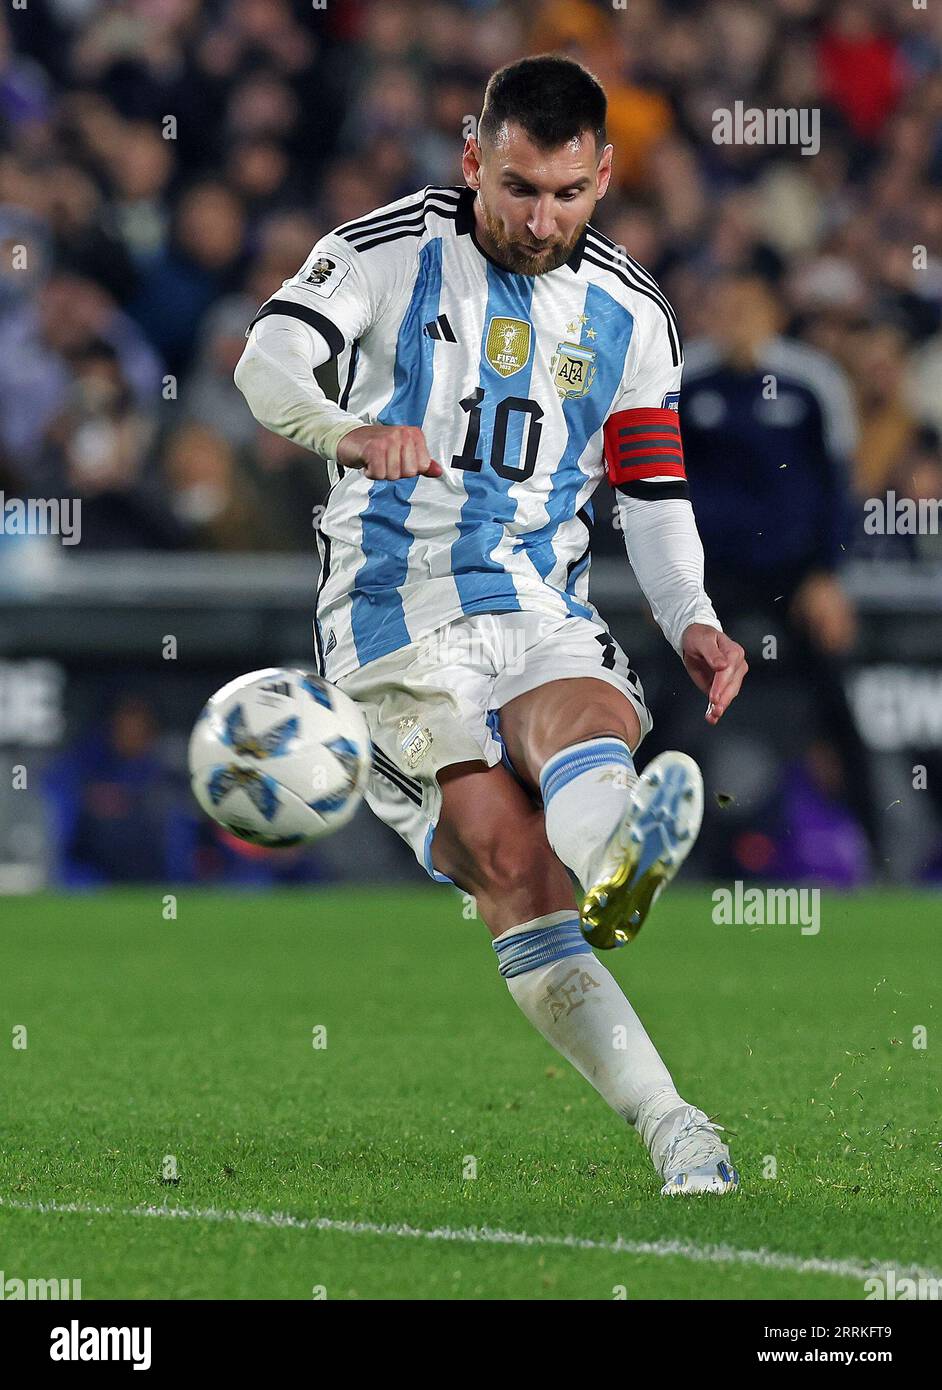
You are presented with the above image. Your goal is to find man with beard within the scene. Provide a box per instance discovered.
[235,54,747,1195]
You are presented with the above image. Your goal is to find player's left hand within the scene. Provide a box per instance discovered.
[681,624,748,726]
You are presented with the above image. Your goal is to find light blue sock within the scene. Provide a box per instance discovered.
[492,910,592,978]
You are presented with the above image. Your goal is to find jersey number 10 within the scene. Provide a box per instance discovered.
[451,388,544,481]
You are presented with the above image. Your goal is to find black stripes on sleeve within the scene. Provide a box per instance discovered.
[616,480,691,501]
[336,187,461,253]
[247,299,346,359]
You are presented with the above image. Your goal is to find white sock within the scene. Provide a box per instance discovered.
[493,912,684,1139]
[540,737,638,890]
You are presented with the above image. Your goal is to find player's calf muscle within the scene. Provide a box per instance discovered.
[440,813,558,895]
[432,763,575,933]
[452,852,576,937]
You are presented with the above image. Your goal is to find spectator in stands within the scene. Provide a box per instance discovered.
[847,322,920,500]
[126,181,247,376]
[1,0,937,891]
[44,160,138,306]
[682,271,882,871]
[37,340,185,550]
[42,689,336,886]
[683,272,857,605]
[180,296,261,450]
[159,420,277,551]
[0,271,162,479]
[0,0,936,564]
[43,694,172,884]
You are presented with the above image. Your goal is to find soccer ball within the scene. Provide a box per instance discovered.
[188,667,371,846]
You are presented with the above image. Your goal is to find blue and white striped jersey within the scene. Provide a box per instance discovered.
[247,185,688,680]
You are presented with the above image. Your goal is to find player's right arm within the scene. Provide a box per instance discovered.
[234,229,441,480]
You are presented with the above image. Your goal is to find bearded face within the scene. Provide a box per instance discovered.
[464,121,612,277]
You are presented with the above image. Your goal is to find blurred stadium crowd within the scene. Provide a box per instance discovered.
[1,0,940,555]
[2,0,942,889]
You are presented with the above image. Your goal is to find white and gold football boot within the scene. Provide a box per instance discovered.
[580,750,704,950]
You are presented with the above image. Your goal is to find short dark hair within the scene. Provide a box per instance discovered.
[478,54,607,153]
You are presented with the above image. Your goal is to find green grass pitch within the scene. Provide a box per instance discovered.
[2,887,939,1300]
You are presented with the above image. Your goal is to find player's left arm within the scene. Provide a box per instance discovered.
[605,306,747,725]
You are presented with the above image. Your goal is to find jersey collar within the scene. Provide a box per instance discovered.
[455,186,587,275]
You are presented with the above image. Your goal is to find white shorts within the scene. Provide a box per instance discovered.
[336,610,651,882]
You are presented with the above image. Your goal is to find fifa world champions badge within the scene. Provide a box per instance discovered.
[484,317,532,378]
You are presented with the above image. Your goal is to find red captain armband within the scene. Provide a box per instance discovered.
[603,407,686,486]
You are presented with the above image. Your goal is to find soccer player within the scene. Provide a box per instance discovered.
[235,55,748,1195]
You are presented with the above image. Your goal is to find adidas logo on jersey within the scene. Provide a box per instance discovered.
[423,314,457,342]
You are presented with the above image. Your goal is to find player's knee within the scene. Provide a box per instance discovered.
[484,832,557,899]
[440,809,556,898]
[546,698,641,758]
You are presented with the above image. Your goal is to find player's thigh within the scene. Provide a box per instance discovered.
[490,614,650,792]
[432,759,575,915]
[338,619,573,925]
[500,678,643,793]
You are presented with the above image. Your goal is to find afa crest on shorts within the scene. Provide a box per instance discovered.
[551,341,598,399]
[485,317,532,377]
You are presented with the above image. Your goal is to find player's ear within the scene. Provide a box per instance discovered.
[596,143,614,199]
[463,133,483,188]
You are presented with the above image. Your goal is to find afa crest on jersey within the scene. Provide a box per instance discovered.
[485,317,532,377]
[551,341,598,399]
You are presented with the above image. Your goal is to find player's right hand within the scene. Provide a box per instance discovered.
[337,424,443,480]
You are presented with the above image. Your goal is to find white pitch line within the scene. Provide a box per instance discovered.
[0,1196,937,1283]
